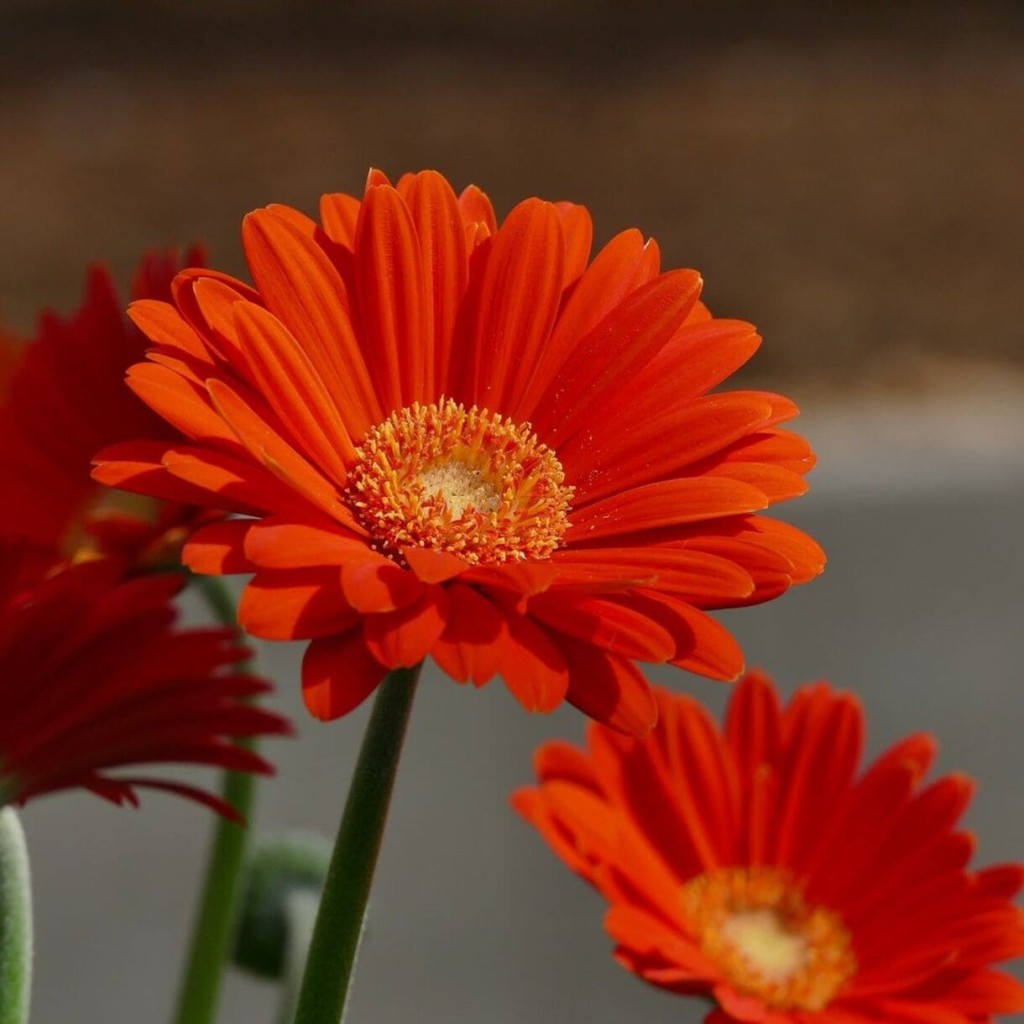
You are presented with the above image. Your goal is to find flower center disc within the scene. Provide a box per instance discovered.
[347,399,573,565]
[681,867,856,1011]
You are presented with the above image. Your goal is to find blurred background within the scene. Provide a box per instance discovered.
[3,2,1023,1022]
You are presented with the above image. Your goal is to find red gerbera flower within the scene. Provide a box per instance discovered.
[0,325,19,403]
[0,247,212,571]
[94,169,824,733]
[0,550,291,817]
[514,672,1024,1023]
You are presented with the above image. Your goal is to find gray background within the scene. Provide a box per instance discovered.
[20,392,1024,1023]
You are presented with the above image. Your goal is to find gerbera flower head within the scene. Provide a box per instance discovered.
[94,169,824,733]
[514,672,1024,1022]
[0,246,211,571]
[0,551,291,817]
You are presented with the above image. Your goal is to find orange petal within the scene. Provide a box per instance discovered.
[93,441,249,511]
[363,587,449,667]
[567,478,769,543]
[127,362,237,445]
[340,560,424,613]
[127,299,213,365]
[231,301,356,475]
[401,171,469,400]
[401,545,469,584]
[239,568,360,641]
[430,583,506,686]
[162,447,304,518]
[206,377,355,528]
[561,639,657,736]
[533,269,702,447]
[555,201,594,289]
[553,547,756,602]
[243,207,380,434]
[529,593,676,662]
[465,198,565,414]
[181,518,254,574]
[319,191,361,248]
[562,393,777,503]
[495,610,569,713]
[458,183,497,235]
[611,318,763,411]
[244,516,374,569]
[464,560,559,596]
[302,631,388,720]
[353,184,430,407]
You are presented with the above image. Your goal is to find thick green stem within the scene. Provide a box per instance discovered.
[0,808,32,1024]
[292,664,422,1024]
[172,575,258,1024]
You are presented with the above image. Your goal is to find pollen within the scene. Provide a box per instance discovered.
[346,398,573,565]
[681,866,856,1012]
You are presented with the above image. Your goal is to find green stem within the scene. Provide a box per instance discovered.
[292,664,422,1024]
[172,575,259,1024]
[0,808,32,1024]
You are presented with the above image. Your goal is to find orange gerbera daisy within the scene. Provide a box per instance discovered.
[514,672,1024,1023]
[0,247,211,571]
[0,548,290,817]
[94,169,824,733]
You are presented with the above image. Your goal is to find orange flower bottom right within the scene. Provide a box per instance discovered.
[514,672,1024,1023]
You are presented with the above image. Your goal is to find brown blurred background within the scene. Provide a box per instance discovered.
[2,1,1023,392]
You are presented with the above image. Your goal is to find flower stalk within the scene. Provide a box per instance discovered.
[172,575,259,1024]
[0,807,32,1024]
[292,663,422,1024]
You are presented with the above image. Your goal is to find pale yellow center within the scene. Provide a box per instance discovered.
[720,907,809,983]
[418,461,501,519]
[347,399,573,565]
[681,867,856,1011]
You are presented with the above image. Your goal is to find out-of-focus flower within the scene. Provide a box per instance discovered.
[0,551,290,817]
[0,248,213,572]
[514,671,1024,1023]
[95,169,823,733]
[0,325,19,404]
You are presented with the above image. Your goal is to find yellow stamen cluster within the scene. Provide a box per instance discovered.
[681,866,856,1011]
[347,399,573,565]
